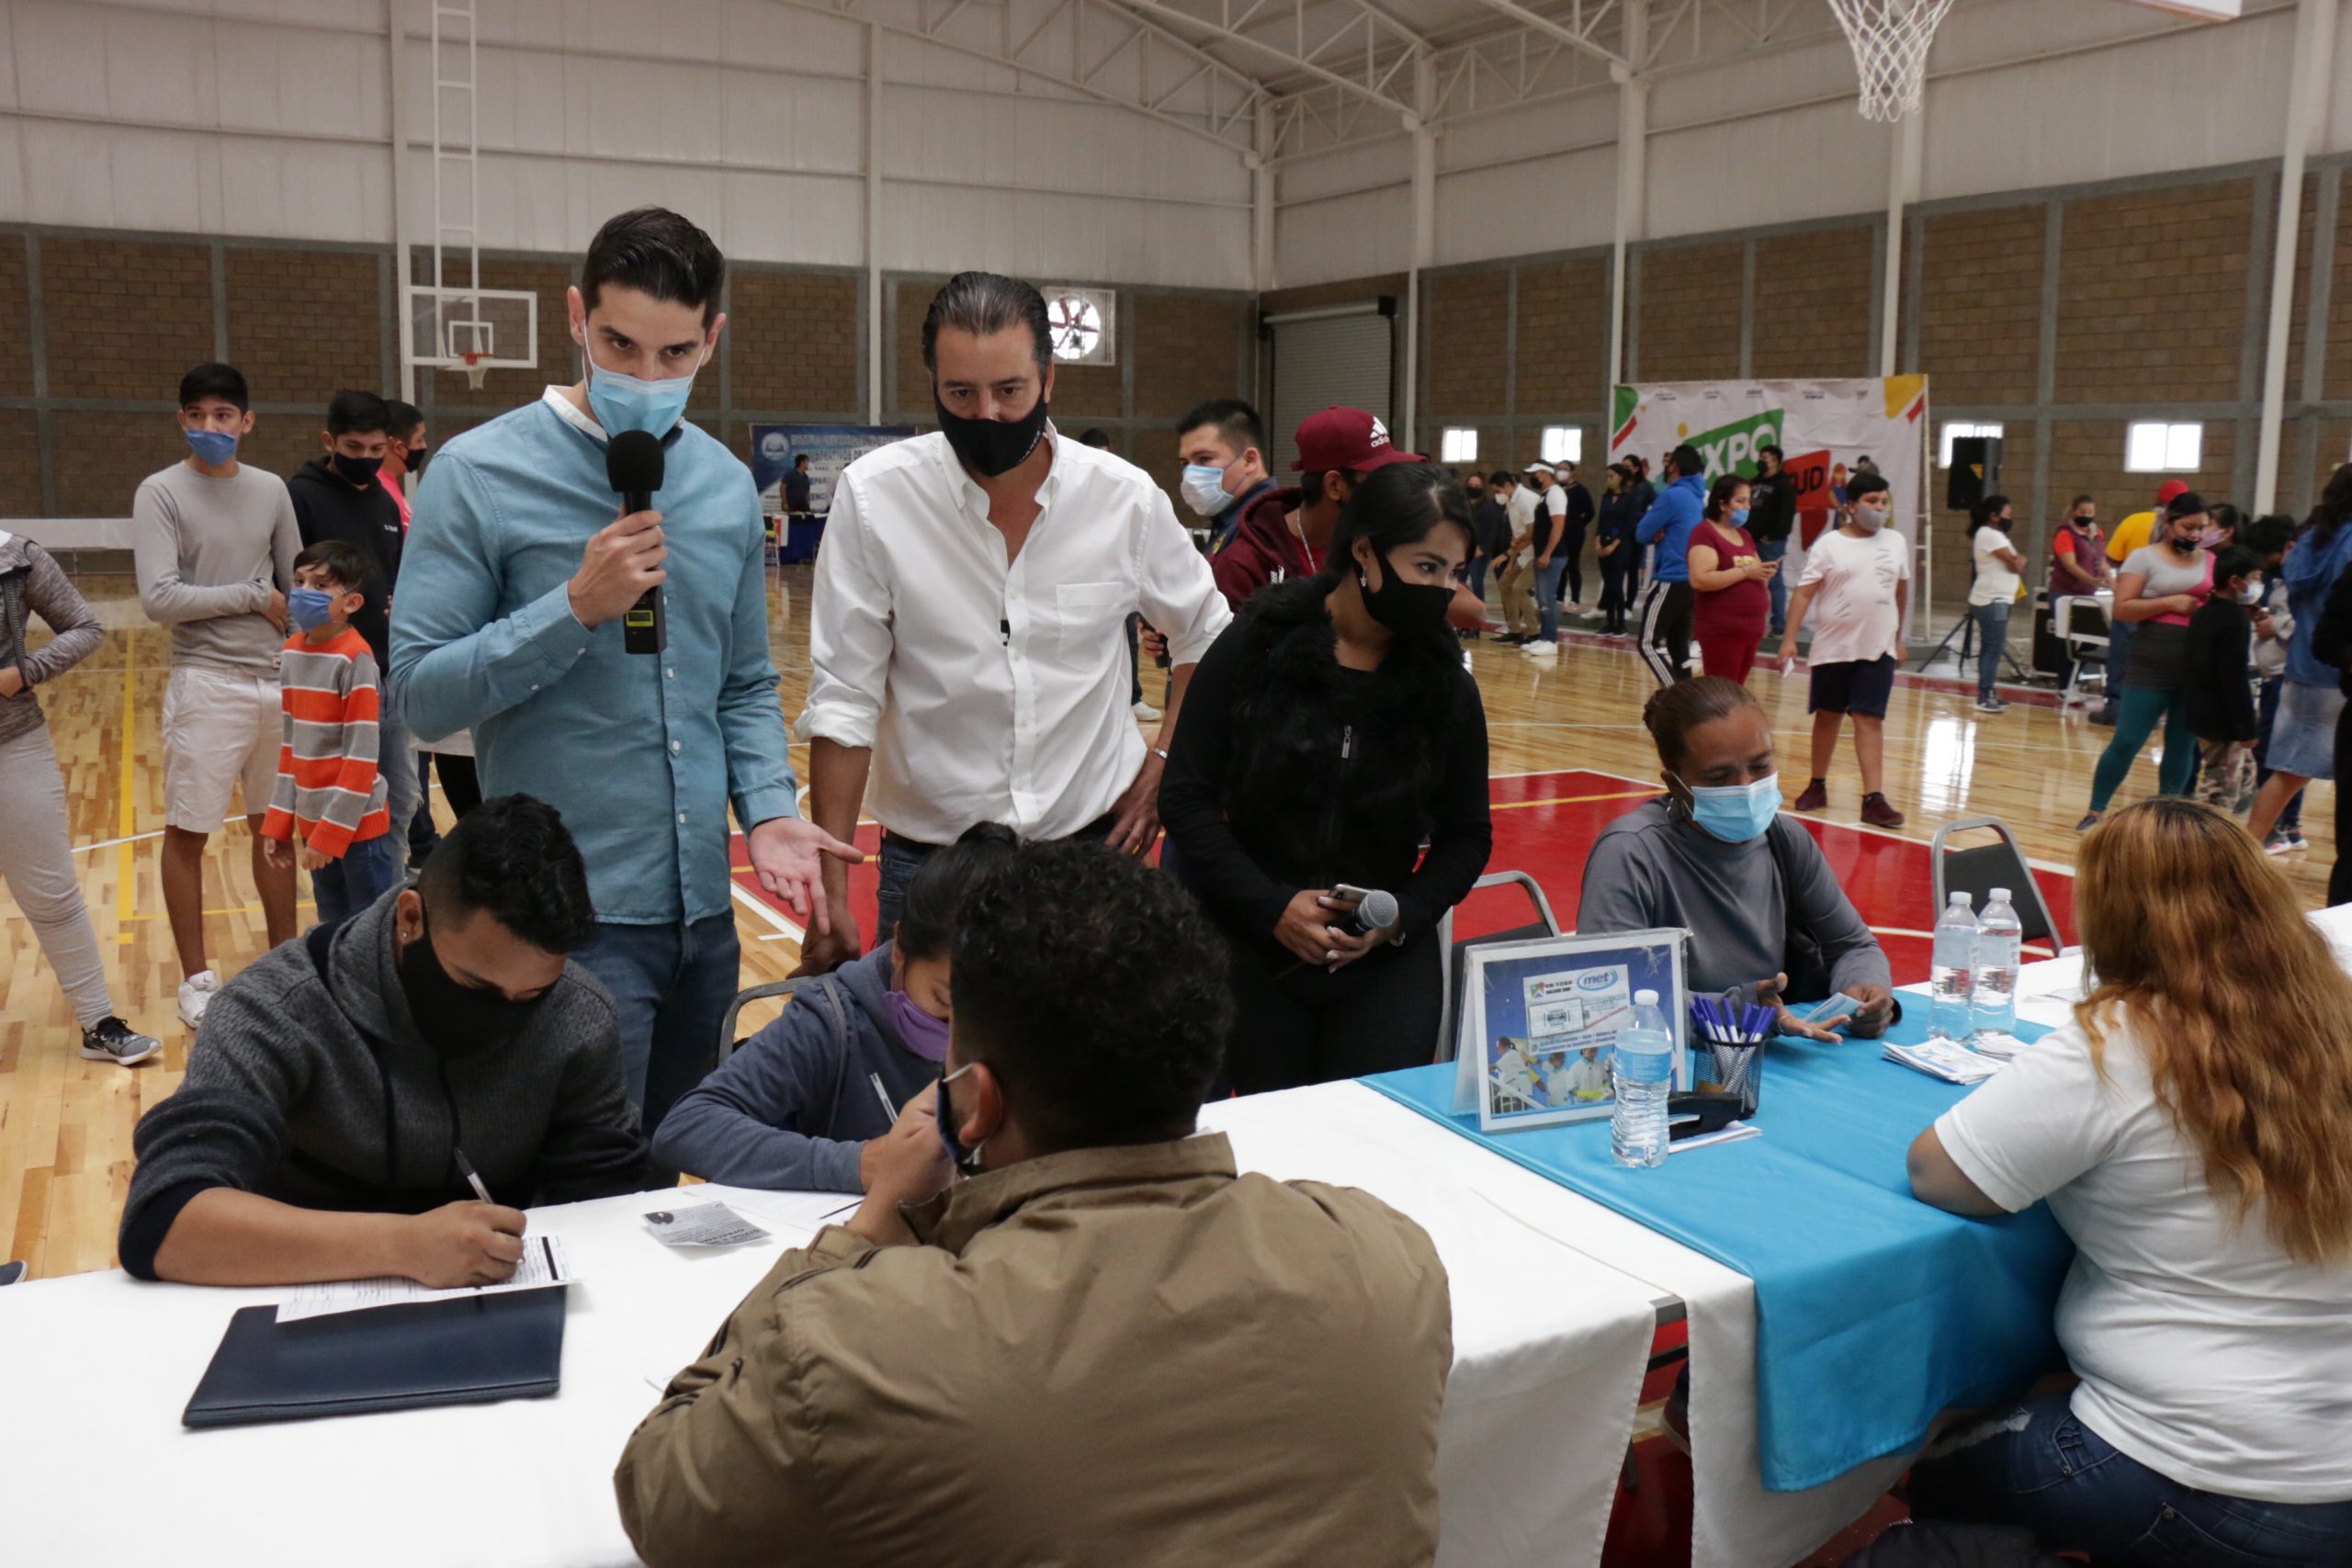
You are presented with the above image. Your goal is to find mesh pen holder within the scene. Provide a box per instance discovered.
[1684,994,1772,1121]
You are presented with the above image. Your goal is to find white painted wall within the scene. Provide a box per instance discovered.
[1271,0,2335,288]
[0,0,1256,288]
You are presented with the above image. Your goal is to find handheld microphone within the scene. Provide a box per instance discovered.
[1340,888,1399,938]
[607,430,667,656]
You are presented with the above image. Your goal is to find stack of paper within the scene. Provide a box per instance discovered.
[1883,1040,2004,1085]
[1968,1031,2030,1060]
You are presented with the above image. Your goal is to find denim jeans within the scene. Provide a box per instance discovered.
[1464,556,1487,608]
[377,674,421,840]
[1972,600,2012,702]
[1910,1393,2352,1566]
[311,831,403,927]
[1758,536,1790,630]
[2255,676,2306,832]
[874,833,929,942]
[574,912,742,1149]
[2102,615,2135,706]
[1533,551,1561,642]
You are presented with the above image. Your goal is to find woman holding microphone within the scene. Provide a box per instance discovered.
[1160,461,1493,1091]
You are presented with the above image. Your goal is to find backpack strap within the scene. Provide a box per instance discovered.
[808,975,860,1138]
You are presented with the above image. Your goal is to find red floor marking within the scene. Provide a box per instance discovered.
[728,770,2075,987]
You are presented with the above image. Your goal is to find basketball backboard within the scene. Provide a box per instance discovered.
[408,286,538,389]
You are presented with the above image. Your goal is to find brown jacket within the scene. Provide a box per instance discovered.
[615,1133,1452,1567]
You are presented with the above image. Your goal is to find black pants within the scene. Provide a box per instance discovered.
[2332,694,2352,907]
[1599,558,1632,634]
[1636,579,1694,685]
[1555,524,1588,606]
[434,753,481,819]
[1225,932,1443,1093]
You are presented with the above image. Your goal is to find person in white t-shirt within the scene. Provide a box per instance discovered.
[1966,493,2027,715]
[1771,471,1910,829]
[1905,797,2352,1566]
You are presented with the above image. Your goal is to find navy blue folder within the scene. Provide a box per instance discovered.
[182,1285,567,1428]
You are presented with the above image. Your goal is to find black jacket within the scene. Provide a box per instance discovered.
[1748,469,1797,543]
[2183,597,2257,743]
[1599,489,1643,562]
[1159,578,1492,950]
[1470,497,1511,561]
[1561,481,1596,537]
[288,457,404,669]
[2315,560,2352,695]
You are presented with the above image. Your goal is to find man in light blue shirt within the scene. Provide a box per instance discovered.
[392,208,855,1143]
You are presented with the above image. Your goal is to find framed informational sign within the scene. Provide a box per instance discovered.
[1453,930,1691,1133]
[750,423,916,514]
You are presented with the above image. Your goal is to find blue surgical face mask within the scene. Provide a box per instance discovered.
[883,986,951,1063]
[1673,770,1782,843]
[185,428,239,466]
[1729,507,1751,527]
[1180,462,1232,518]
[288,586,339,633]
[583,339,703,437]
[935,1062,983,1173]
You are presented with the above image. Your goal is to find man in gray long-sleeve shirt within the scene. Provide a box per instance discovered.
[119,794,647,1287]
[132,362,303,1031]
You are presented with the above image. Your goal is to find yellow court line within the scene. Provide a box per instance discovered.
[114,655,137,944]
[122,902,315,923]
[1491,788,1657,812]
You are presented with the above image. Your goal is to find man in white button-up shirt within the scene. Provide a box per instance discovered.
[794,272,1231,974]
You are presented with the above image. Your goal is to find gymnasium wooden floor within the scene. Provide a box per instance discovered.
[3,563,2335,1278]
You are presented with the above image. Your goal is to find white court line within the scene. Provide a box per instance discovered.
[729,875,806,945]
[72,814,245,855]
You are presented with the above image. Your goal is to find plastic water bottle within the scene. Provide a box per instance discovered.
[1611,989,1675,1169]
[1972,887,2021,1042]
[1930,891,1978,1043]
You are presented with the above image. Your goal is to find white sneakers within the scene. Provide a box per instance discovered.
[1133,700,1163,722]
[1520,639,1559,660]
[176,969,220,1029]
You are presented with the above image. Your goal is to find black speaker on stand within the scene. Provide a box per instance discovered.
[1945,435,2003,512]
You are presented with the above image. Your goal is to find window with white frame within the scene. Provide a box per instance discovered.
[1540,426,1583,465]
[1938,422,2005,468]
[1440,427,1478,464]
[2125,421,2202,473]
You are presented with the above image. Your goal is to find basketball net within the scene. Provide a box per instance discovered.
[1826,0,1955,122]
[460,351,489,391]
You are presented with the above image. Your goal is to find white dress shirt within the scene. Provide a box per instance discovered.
[797,427,1232,844]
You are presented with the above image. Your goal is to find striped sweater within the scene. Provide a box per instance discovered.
[261,626,390,857]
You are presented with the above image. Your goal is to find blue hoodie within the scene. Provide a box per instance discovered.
[1635,472,1708,583]
[2282,520,2352,688]
[649,942,942,1191]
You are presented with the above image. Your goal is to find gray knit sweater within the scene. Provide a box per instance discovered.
[119,890,650,1279]
[0,530,103,747]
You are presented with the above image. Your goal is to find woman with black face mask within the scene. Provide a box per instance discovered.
[1159,462,1494,1091]
[2078,493,2216,831]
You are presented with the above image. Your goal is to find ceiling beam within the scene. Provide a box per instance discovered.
[1463,0,1629,71]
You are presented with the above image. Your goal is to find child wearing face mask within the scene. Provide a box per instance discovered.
[2184,547,2266,817]
[258,540,400,926]
[650,823,1018,1193]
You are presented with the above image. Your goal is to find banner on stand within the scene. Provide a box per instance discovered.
[750,423,917,514]
[1609,378,1932,632]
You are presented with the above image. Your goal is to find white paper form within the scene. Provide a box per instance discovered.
[275,1234,577,1323]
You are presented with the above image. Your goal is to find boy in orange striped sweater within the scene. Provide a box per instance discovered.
[260,540,400,925]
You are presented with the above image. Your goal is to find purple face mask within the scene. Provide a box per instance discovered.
[882,987,952,1062]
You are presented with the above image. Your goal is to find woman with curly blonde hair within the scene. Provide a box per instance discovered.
[1904,798,2352,1565]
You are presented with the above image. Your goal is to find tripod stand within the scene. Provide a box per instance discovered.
[1915,604,2030,683]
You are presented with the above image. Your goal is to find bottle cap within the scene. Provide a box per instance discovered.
[1949,890,1972,903]
[1634,988,1658,1006]
[1989,886,2010,900]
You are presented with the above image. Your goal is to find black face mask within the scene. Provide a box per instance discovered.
[407,445,430,477]
[396,908,546,1059]
[1358,551,1455,638]
[331,452,384,487]
[935,392,1049,479]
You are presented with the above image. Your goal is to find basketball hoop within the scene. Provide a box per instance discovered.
[459,351,489,391]
[1826,0,1956,122]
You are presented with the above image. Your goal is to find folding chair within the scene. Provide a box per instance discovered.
[2054,594,2109,711]
[717,976,820,1066]
[1930,818,2069,959]
[1434,871,1564,1063]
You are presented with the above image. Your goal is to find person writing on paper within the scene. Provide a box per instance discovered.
[117,795,647,1288]
[650,824,1018,1191]
[616,840,1452,1564]
[1159,461,1493,1091]
[1578,677,1894,1040]
[1906,798,2352,1565]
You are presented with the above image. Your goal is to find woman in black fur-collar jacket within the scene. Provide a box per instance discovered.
[1160,462,1492,1092]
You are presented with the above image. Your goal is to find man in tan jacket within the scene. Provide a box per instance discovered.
[616,839,1453,1566]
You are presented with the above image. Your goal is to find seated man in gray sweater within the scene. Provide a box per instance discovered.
[652,824,1016,1190]
[119,794,649,1286]
[1579,676,1894,1040]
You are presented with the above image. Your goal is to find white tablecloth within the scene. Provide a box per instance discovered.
[0,1149,1661,1568]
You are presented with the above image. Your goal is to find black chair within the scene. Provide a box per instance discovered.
[1434,871,1564,1062]
[716,976,819,1066]
[1930,817,2068,959]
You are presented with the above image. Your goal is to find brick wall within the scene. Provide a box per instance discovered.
[2327,170,2352,403]
[0,410,38,515]
[1917,205,2046,407]
[1424,269,1510,415]
[0,240,32,398]
[1132,292,1248,424]
[2054,179,2255,404]
[1514,258,1607,416]
[43,237,215,401]
[1261,276,1406,313]
[1751,227,1874,379]
[728,270,860,415]
[1635,243,1742,382]
[225,247,381,409]
[2047,418,2238,536]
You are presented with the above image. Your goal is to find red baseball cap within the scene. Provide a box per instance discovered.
[2155,479,2190,505]
[1292,406,1422,473]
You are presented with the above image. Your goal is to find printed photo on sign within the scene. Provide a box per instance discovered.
[1457,930,1691,1133]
